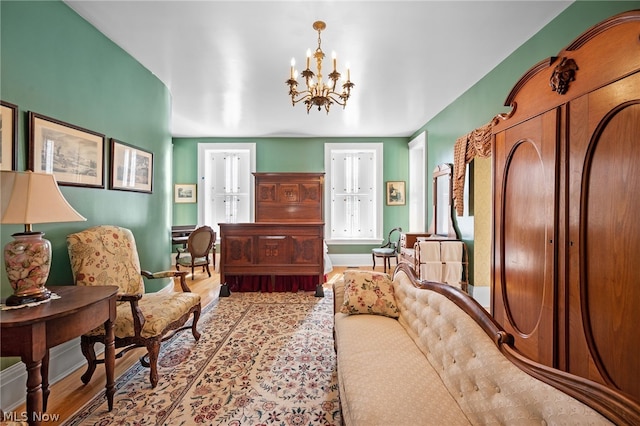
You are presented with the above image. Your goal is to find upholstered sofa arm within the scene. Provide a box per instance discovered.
[332,278,345,314]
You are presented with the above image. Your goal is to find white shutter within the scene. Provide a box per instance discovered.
[201,148,253,235]
[329,149,378,240]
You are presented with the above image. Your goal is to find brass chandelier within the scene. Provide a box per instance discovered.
[286,21,354,114]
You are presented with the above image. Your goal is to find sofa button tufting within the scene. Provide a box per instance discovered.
[474,385,479,391]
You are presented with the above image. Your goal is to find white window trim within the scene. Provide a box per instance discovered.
[324,142,383,245]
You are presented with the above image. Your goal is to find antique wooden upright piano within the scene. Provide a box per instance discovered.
[219,172,325,296]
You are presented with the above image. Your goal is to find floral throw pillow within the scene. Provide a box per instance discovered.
[340,270,400,318]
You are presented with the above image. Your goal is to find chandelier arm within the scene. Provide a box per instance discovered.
[290,91,315,106]
[327,94,348,107]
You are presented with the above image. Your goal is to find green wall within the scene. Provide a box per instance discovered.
[173,137,410,254]
[1,3,172,294]
[1,0,172,369]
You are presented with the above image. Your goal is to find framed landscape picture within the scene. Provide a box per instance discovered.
[109,139,153,193]
[1,101,18,171]
[386,181,406,206]
[175,183,197,203]
[28,112,105,188]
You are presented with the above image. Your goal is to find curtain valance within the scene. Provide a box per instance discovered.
[452,116,500,216]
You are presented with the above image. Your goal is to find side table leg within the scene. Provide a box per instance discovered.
[41,350,50,412]
[104,318,115,411]
[24,359,43,426]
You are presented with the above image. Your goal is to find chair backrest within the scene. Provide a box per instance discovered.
[384,227,403,253]
[67,225,145,295]
[187,226,216,258]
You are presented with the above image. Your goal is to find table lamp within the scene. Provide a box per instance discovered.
[1,170,86,306]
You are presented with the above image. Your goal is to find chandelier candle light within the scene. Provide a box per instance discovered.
[1,170,86,306]
[286,21,354,113]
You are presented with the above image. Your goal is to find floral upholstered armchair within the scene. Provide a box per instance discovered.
[67,225,201,388]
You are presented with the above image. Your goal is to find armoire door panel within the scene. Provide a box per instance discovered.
[502,139,547,335]
[493,111,558,366]
[568,72,640,400]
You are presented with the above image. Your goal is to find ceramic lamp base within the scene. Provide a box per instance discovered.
[4,231,52,306]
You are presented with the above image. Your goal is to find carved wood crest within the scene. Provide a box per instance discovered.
[550,57,578,95]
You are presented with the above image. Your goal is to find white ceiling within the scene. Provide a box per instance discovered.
[64,1,573,138]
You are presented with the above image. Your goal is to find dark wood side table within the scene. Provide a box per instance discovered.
[1,285,118,426]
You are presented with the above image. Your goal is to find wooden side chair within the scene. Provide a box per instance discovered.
[67,225,201,388]
[372,227,403,273]
[176,225,216,280]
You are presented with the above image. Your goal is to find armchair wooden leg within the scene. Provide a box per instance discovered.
[80,337,98,385]
[191,308,202,341]
[146,340,161,388]
[372,253,376,269]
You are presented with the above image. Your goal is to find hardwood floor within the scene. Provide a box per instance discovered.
[11,265,371,424]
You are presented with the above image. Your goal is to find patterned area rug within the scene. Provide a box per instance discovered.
[63,290,341,426]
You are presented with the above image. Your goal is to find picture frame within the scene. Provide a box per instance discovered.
[175,183,197,203]
[109,139,154,193]
[386,181,406,206]
[28,112,105,188]
[1,101,18,171]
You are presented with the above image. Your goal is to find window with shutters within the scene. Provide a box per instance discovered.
[197,143,256,237]
[325,143,382,243]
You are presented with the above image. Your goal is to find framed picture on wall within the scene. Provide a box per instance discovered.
[1,101,18,171]
[386,181,406,206]
[28,112,105,188]
[175,183,197,203]
[109,139,153,193]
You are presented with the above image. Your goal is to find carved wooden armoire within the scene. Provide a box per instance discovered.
[491,10,640,403]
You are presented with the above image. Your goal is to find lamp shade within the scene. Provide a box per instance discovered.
[1,170,86,227]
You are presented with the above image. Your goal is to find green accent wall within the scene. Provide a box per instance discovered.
[173,137,410,254]
[1,1,173,288]
[0,1,172,370]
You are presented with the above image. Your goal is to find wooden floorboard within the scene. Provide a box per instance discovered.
[11,265,376,424]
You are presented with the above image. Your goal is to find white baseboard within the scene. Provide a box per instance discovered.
[326,253,371,267]
[0,338,88,412]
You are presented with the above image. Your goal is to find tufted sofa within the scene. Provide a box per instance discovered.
[332,263,639,426]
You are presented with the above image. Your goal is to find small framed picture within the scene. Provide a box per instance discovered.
[175,183,197,203]
[28,112,105,188]
[386,181,406,206]
[109,139,153,193]
[1,101,18,171]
